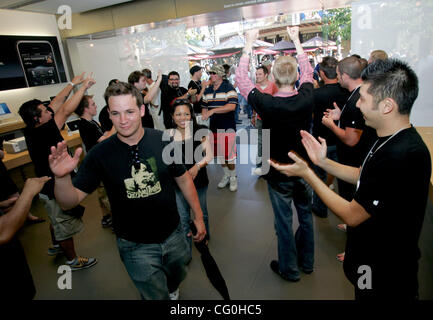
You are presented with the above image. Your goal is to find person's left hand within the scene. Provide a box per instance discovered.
[188,165,199,180]
[268,152,309,178]
[322,115,336,129]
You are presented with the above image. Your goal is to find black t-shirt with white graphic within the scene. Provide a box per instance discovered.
[78,118,104,152]
[73,129,186,244]
[344,127,431,296]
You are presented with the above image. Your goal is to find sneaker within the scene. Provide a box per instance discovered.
[253,167,264,176]
[169,288,179,300]
[270,260,300,282]
[101,215,113,228]
[47,245,62,256]
[66,256,98,271]
[229,176,237,192]
[218,175,230,188]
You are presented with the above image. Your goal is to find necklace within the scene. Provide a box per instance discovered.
[356,125,410,191]
[338,86,360,128]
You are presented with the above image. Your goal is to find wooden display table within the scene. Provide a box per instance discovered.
[3,130,82,170]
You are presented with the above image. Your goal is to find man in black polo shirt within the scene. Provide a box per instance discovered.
[311,57,349,217]
[48,82,206,300]
[270,58,431,300]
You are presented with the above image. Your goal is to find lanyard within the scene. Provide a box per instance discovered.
[338,86,360,128]
[356,126,410,191]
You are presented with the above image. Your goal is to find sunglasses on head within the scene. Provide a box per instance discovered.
[209,72,217,75]
[173,99,191,105]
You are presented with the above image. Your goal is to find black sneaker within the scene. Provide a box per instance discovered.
[270,260,300,282]
[101,215,112,228]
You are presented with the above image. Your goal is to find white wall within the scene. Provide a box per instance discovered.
[67,25,190,114]
[0,9,72,122]
[351,0,433,126]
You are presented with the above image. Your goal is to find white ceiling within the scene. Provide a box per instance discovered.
[0,0,134,14]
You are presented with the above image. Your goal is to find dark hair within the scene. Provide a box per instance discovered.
[142,69,152,79]
[338,56,363,80]
[256,65,269,75]
[361,59,418,115]
[319,56,338,79]
[168,99,199,132]
[18,99,43,128]
[359,58,368,71]
[168,71,180,79]
[222,64,231,75]
[76,95,93,116]
[351,54,361,59]
[108,79,119,86]
[104,82,143,110]
[127,71,143,84]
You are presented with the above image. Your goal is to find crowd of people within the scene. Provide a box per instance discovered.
[1,26,431,301]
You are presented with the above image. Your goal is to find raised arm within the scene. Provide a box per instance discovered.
[0,176,50,245]
[235,29,257,99]
[143,70,162,104]
[49,141,88,209]
[287,26,313,86]
[49,72,85,113]
[54,74,96,130]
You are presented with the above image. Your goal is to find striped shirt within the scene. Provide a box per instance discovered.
[202,80,238,132]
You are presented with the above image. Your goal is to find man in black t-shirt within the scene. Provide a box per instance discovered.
[48,82,206,300]
[270,58,431,300]
[76,95,115,228]
[160,71,196,130]
[0,176,50,300]
[188,65,208,115]
[322,56,377,201]
[99,79,119,133]
[18,73,98,271]
[311,57,350,217]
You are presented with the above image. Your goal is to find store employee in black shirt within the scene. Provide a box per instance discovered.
[48,82,206,300]
[270,58,431,300]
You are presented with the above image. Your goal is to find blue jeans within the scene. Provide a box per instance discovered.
[117,223,189,300]
[312,145,338,217]
[175,186,210,256]
[267,179,314,280]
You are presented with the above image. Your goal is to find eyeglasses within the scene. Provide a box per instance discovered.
[130,145,140,170]
[209,72,216,75]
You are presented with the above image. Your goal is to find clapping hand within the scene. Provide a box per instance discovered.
[48,141,82,178]
[300,130,327,166]
[268,151,309,178]
[324,102,341,121]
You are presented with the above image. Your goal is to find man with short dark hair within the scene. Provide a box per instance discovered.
[160,71,195,129]
[128,71,154,129]
[18,73,97,271]
[270,58,431,300]
[48,81,206,300]
[311,57,350,217]
[188,66,208,115]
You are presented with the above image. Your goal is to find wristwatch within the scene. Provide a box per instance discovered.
[68,82,75,87]
[196,163,201,170]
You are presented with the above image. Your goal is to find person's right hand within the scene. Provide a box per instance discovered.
[300,130,327,166]
[48,141,83,178]
[324,102,341,121]
[188,88,197,96]
[82,73,96,89]
[244,29,258,53]
[71,72,86,86]
[22,176,51,197]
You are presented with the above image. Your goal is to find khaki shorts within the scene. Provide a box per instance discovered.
[39,194,84,241]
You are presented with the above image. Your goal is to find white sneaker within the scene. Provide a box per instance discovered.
[253,167,264,176]
[229,176,238,192]
[169,288,179,300]
[218,175,230,188]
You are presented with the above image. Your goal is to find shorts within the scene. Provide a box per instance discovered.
[213,132,237,162]
[39,194,84,241]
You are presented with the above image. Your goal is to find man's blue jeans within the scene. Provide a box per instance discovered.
[175,186,210,257]
[267,179,314,280]
[117,223,189,300]
[312,145,338,217]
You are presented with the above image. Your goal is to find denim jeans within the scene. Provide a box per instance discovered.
[175,186,210,256]
[267,179,314,280]
[117,223,189,300]
[312,145,338,217]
